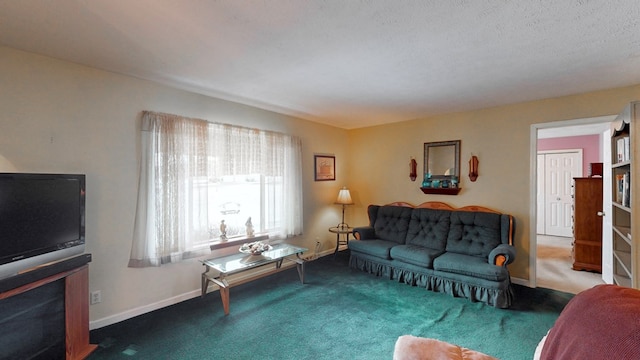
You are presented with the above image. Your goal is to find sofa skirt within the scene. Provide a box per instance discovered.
[349,253,514,308]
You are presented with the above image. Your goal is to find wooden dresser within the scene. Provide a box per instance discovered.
[572,177,603,272]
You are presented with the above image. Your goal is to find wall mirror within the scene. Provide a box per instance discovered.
[424,140,461,180]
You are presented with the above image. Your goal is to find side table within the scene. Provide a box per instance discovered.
[329,225,353,258]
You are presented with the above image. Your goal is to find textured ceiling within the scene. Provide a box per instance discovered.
[0,1,639,129]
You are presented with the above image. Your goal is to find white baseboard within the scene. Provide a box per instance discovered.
[90,289,202,330]
[511,276,530,287]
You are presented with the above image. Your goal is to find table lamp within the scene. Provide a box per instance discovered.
[335,187,354,229]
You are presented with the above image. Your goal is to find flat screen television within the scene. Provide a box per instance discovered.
[0,173,85,280]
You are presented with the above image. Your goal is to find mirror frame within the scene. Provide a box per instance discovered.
[423,140,461,180]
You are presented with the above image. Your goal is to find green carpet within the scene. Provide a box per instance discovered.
[89,254,573,359]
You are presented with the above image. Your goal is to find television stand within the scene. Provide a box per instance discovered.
[0,254,96,359]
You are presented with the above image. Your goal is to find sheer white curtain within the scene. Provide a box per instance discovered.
[129,111,303,267]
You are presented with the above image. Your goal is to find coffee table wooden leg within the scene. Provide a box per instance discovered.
[219,286,230,315]
[295,254,305,284]
[201,274,210,298]
[211,278,231,315]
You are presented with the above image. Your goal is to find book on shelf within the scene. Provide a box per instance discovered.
[616,136,630,163]
[616,171,631,207]
[623,171,631,208]
[616,174,623,203]
[625,136,630,162]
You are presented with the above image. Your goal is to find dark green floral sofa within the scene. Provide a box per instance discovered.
[349,202,516,308]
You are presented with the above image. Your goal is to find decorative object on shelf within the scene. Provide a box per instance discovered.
[334,186,354,228]
[589,162,603,177]
[219,220,227,240]
[239,241,271,255]
[422,140,461,195]
[314,154,335,181]
[409,157,417,181]
[469,154,479,182]
[422,173,432,188]
[245,217,255,237]
[451,176,458,188]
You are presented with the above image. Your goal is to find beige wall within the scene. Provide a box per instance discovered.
[347,85,640,280]
[0,46,348,327]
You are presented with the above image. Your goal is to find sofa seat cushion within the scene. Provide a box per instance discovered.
[390,244,443,268]
[349,239,397,259]
[433,252,508,281]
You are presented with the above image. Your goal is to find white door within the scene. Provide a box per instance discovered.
[542,151,583,237]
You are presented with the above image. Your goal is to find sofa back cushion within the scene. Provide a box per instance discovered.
[406,208,451,251]
[446,211,502,258]
[372,205,413,244]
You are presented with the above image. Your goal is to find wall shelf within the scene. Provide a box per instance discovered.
[420,187,461,195]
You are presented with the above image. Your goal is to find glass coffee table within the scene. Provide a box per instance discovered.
[201,243,307,315]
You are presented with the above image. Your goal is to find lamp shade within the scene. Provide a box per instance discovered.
[335,187,354,205]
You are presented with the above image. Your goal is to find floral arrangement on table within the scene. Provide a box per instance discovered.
[239,241,271,255]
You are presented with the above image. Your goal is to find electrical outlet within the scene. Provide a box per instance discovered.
[90,290,102,305]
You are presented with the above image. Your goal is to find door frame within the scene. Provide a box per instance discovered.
[529,115,615,288]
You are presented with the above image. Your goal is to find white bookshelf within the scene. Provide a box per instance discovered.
[611,102,638,288]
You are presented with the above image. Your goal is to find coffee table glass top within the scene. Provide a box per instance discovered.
[202,243,307,275]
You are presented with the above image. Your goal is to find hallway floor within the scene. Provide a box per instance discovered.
[536,235,605,294]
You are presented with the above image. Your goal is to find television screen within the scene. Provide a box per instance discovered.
[0,173,85,274]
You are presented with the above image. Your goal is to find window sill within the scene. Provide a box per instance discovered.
[209,234,270,251]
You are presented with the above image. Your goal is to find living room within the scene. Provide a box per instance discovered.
[1,2,640,359]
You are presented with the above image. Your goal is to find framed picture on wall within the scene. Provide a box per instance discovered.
[314,155,335,181]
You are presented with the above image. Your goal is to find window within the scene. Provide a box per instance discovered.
[188,173,281,250]
[129,111,303,267]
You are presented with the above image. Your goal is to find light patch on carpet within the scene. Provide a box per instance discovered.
[122,344,139,356]
[98,337,116,349]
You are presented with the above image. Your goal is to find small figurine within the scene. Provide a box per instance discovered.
[245,217,255,238]
[219,220,227,240]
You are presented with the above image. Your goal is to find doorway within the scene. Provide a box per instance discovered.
[530,117,614,293]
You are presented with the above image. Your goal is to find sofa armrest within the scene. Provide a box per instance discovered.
[489,244,516,266]
[353,226,376,240]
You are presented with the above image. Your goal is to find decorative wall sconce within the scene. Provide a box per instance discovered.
[409,157,417,181]
[469,154,479,182]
